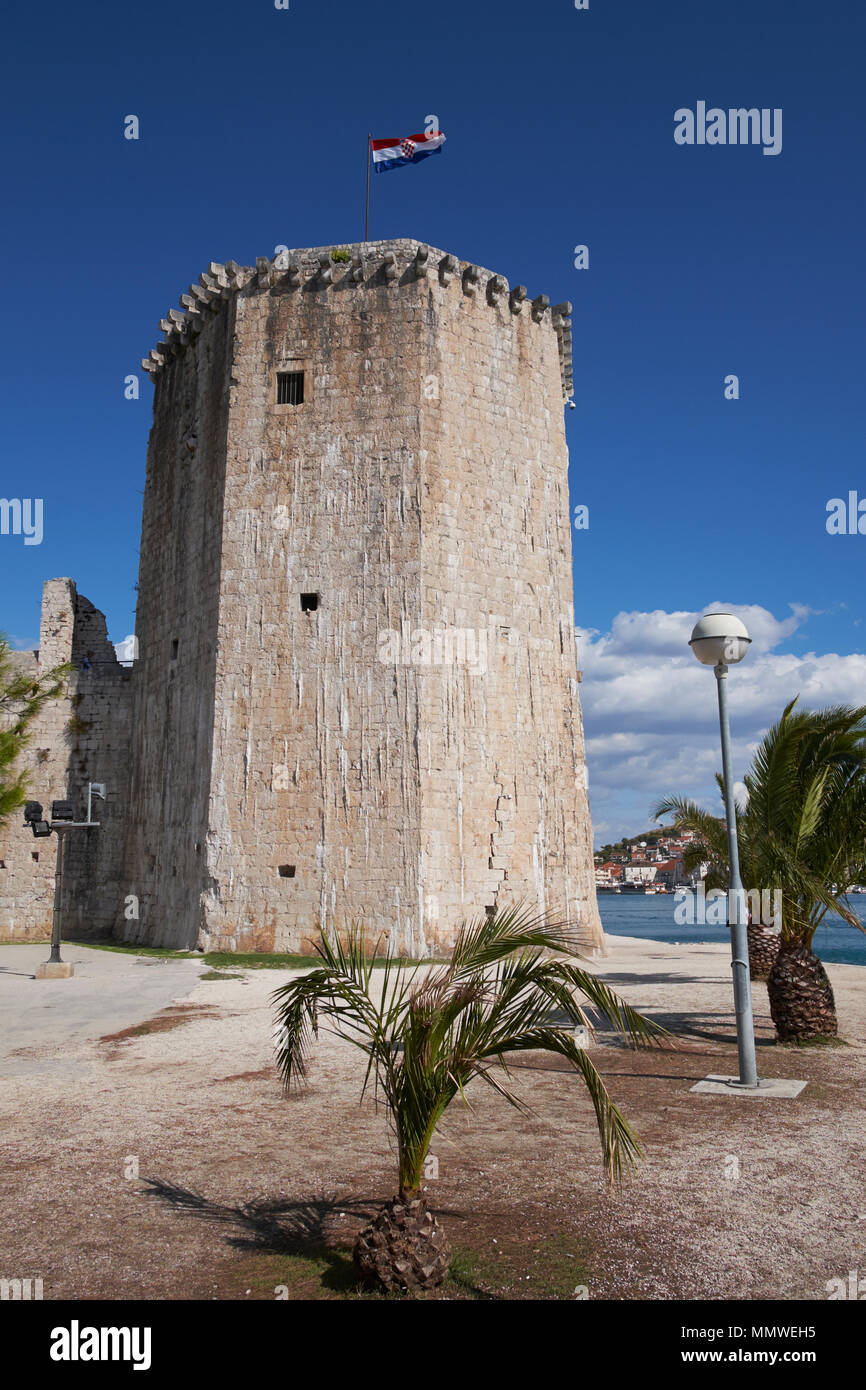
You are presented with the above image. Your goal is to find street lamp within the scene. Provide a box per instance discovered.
[22,784,104,980]
[689,612,759,1089]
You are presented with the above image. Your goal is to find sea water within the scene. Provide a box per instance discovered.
[597,893,866,967]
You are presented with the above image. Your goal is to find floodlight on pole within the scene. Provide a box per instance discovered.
[23,782,104,978]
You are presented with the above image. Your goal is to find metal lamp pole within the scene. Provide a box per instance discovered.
[689,614,759,1089]
[714,661,758,1087]
[48,826,69,965]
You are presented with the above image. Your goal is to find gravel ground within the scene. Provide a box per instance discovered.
[0,936,863,1301]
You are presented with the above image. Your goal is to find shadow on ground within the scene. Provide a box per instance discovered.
[597,972,724,987]
[140,1178,491,1298]
[142,1178,374,1249]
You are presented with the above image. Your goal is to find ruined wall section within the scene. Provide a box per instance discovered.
[0,579,131,942]
[120,296,236,947]
[200,245,429,953]
[0,582,71,939]
[61,592,132,938]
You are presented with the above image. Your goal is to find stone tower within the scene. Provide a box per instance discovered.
[124,238,603,957]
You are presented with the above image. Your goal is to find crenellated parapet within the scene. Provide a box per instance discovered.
[142,260,250,372]
[141,239,575,405]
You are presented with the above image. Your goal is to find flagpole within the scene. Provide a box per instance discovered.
[364,132,371,242]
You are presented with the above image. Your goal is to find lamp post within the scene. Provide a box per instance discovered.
[689,613,759,1089]
[23,786,103,980]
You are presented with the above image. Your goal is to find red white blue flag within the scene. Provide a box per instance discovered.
[371,130,446,174]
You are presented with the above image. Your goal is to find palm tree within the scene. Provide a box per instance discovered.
[655,702,866,1041]
[272,908,665,1293]
[745,702,866,1040]
[653,780,780,979]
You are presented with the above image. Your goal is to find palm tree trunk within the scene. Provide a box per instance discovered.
[353,1194,452,1291]
[747,921,780,980]
[767,939,837,1041]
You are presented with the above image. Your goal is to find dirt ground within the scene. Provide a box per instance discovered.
[0,935,863,1301]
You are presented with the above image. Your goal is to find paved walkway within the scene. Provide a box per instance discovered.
[0,945,205,1076]
[0,936,863,1298]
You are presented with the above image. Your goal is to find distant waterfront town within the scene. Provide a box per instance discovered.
[594,830,701,894]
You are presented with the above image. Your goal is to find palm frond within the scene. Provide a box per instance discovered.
[664,701,866,956]
[272,909,660,1193]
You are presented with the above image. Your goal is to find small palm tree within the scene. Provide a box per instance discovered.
[272,908,664,1293]
[655,701,866,1042]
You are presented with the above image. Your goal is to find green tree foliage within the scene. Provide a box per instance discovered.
[0,635,72,828]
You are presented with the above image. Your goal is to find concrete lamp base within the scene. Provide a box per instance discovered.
[691,1074,806,1099]
[35,962,75,980]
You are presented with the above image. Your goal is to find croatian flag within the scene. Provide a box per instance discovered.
[372,130,446,174]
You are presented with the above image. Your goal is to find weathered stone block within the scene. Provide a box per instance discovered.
[35,961,75,979]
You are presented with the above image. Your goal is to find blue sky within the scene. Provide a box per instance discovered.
[1,0,863,840]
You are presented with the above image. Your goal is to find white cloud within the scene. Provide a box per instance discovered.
[578,603,866,845]
[114,634,138,666]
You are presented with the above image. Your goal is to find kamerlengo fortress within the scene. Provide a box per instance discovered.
[0,239,603,956]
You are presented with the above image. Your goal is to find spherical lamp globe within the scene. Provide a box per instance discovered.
[688,612,751,667]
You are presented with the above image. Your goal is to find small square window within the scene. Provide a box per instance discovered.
[300,593,319,612]
[31,852,39,862]
[277,371,304,406]
[170,639,179,660]
[278,864,296,878]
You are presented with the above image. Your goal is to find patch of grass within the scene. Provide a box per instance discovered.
[447,1248,493,1298]
[448,1233,592,1300]
[189,1228,592,1301]
[204,951,318,970]
[777,1034,849,1049]
[227,1247,396,1300]
[330,248,351,263]
[199,969,244,981]
[203,951,446,970]
[78,942,200,959]
[75,942,447,970]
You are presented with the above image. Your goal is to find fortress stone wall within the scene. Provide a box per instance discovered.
[0,238,603,958]
[0,579,131,941]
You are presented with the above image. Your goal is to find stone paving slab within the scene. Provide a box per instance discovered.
[690,1074,808,1098]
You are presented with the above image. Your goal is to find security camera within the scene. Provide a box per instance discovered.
[568,400,576,410]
